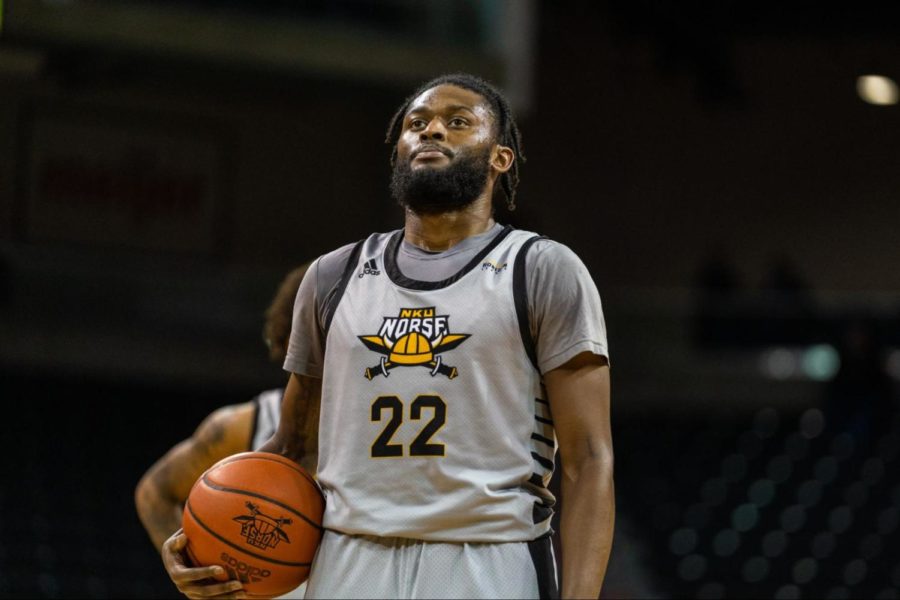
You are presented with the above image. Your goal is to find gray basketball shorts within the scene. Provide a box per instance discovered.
[303,530,559,599]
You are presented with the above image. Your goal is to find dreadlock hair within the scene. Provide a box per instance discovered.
[384,73,525,211]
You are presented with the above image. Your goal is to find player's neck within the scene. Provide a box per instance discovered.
[403,195,495,252]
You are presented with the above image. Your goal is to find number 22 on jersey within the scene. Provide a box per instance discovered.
[370,394,446,458]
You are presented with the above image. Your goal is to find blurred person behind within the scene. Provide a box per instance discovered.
[134,264,312,552]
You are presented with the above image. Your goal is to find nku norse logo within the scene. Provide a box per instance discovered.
[233,501,292,550]
[358,307,470,380]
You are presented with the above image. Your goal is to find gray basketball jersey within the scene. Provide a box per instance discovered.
[250,388,283,451]
[317,226,555,543]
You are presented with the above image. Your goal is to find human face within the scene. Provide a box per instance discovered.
[390,85,500,213]
[395,84,497,173]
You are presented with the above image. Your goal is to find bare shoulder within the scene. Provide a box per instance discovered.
[193,401,256,456]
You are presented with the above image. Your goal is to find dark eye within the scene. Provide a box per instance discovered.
[449,117,468,127]
[409,119,427,130]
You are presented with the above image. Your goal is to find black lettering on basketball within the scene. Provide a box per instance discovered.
[220,552,271,580]
[186,500,312,567]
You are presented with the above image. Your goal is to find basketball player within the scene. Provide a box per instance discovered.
[138,266,311,598]
[163,73,614,599]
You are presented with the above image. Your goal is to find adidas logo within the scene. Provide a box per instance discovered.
[358,258,381,278]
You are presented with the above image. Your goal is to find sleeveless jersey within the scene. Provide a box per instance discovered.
[317,226,555,543]
[250,388,283,451]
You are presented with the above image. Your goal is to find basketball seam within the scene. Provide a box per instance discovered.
[185,499,313,567]
[215,453,321,491]
[200,475,324,532]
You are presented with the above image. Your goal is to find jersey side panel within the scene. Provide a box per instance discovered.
[250,388,284,451]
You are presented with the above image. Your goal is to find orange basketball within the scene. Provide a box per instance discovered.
[182,452,324,598]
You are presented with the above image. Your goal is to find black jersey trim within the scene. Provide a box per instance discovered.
[527,534,560,600]
[382,225,514,291]
[532,501,554,526]
[528,473,547,488]
[532,451,555,471]
[323,239,365,335]
[531,432,555,448]
[535,415,554,426]
[513,235,546,373]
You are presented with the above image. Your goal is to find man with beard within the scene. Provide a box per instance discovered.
[162,74,613,600]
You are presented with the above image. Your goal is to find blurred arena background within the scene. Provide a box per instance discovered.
[2,1,900,598]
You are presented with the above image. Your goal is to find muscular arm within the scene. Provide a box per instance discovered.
[258,373,321,471]
[135,402,255,551]
[545,352,614,599]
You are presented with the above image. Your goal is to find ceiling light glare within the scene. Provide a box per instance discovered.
[857,75,899,106]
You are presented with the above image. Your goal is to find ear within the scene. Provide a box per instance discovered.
[490,144,515,174]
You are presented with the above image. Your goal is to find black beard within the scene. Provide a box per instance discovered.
[390,147,491,215]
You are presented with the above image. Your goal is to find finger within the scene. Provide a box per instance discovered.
[178,579,245,598]
[172,564,227,584]
[163,541,192,574]
[165,529,188,552]
[162,533,188,569]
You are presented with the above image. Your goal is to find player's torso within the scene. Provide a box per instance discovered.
[317,227,554,542]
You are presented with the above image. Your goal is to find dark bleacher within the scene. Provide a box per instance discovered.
[616,403,900,599]
[0,370,257,599]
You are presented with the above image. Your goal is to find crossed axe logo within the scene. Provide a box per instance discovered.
[358,331,470,380]
[232,501,292,549]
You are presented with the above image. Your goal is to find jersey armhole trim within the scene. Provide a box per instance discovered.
[513,235,546,374]
[323,239,365,335]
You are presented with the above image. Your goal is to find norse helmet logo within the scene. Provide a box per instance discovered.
[359,307,470,380]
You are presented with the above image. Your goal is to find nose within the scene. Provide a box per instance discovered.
[419,118,446,141]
